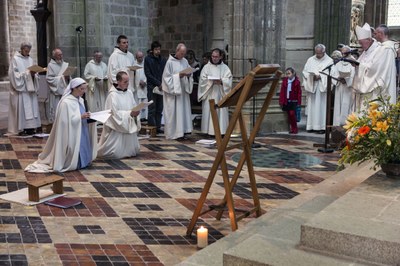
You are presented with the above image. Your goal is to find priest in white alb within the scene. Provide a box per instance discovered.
[162,43,193,140]
[7,42,41,136]
[352,23,397,111]
[332,47,355,126]
[46,48,70,123]
[97,71,141,159]
[302,44,333,133]
[84,51,108,112]
[198,48,232,136]
[107,35,137,102]
[134,50,148,120]
[25,78,97,173]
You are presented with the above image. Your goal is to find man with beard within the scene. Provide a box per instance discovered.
[302,44,333,134]
[162,43,193,140]
[46,48,70,123]
[144,41,167,134]
[352,23,397,111]
[8,42,41,136]
[97,71,141,159]
[198,48,232,136]
[107,35,137,102]
[84,51,108,112]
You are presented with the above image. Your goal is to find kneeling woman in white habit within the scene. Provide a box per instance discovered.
[25,78,97,172]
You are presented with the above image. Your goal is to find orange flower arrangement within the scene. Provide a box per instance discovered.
[339,96,400,169]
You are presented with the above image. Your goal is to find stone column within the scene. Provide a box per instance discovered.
[364,0,387,27]
[30,0,51,67]
[211,0,225,50]
[314,0,352,53]
[0,1,10,80]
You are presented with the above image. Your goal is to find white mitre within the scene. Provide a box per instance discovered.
[356,23,372,40]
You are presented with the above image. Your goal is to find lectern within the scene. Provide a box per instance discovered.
[186,64,282,235]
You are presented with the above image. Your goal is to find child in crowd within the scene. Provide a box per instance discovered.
[279,67,302,134]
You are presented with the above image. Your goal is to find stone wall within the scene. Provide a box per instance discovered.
[49,0,149,76]
[8,0,37,63]
[148,0,205,58]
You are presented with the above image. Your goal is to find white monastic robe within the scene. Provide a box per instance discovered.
[84,59,108,112]
[302,54,333,131]
[25,94,98,173]
[352,40,397,112]
[107,47,136,101]
[46,59,69,123]
[134,60,148,119]
[162,55,193,139]
[332,58,355,126]
[8,51,41,134]
[198,61,232,135]
[97,86,141,159]
[381,40,397,58]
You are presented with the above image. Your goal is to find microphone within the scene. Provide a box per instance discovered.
[341,57,360,66]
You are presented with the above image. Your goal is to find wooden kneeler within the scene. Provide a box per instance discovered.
[27,175,64,202]
[186,64,282,235]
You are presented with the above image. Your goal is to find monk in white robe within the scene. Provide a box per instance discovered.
[332,47,355,126]
[198,48,232,135]
[8,42,41,135]
[162,43,193,140]
[25,78,97,173]
[84,51,108,112]
[107,35,137,102]
[134,51,148,120]
[46,48,69,123]
[302,44,333,133]
[352,23,397,112]
[97,71,141,159]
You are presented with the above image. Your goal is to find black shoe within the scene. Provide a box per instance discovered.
[306,130,314,133]
[316,130,325,134]
[156,129,164,134]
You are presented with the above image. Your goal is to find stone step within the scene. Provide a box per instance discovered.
[299,172,400,265]
[179,161,377,266]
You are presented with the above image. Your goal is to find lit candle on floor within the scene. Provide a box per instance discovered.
[197,226,208,248]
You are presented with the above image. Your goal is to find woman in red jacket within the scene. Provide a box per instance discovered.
[279,67,302,134]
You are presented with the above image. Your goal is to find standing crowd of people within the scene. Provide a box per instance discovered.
[9,22,399,172]
[279,22,398,135]
[8,35,233,172]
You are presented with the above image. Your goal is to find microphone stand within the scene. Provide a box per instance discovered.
[317,65,335,153]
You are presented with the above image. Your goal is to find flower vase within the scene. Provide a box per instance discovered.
[380,163,400,179]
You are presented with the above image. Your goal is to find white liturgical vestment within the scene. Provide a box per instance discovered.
[302,54,333,131]
[198,61,232,135]
[352,40,397,112]
[97,86,141,159]
[8,51,41,134]
[84,59,108,112]
[162,55,193,139]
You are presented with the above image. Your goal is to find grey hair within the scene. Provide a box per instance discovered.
[315,44,326,53]
[52,48,62,57]
[176,43,186,52]
[20,42,32,50]
[342,45,351,53]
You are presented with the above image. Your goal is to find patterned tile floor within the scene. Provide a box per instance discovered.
[0,130,341,265]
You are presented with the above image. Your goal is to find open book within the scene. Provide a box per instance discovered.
[89,109,111,123]
[131,100,154,112]
[28,65,47,73]
[195,139,216,147]
[179,67,199,75]
[207,75,220,80]
[63,66,77,76]
[127,65,142,71]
